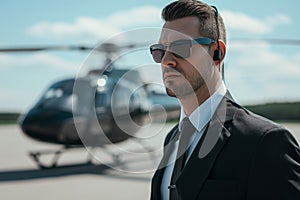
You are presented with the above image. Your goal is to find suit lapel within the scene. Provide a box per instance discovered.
[151,125,179,200]
[176,91,235,200]
[151,167,164,200]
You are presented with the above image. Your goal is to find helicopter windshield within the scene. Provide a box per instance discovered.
[43,80,74,99]
[33,79,76,112]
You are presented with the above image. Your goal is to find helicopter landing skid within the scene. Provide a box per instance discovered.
[28,140,157,169]
[28,145,85,169]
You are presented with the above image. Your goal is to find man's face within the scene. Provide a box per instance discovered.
[159,16,214,98]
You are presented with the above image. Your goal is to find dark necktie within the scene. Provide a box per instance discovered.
[169,117,196,199]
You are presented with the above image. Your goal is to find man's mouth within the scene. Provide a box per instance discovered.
[163,72,181,80]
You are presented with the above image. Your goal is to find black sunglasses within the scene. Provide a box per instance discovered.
[149,37,215,63]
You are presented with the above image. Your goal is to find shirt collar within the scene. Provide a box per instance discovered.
[179,81,227,132]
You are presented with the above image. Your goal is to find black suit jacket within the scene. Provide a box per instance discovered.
[151,92,300,200]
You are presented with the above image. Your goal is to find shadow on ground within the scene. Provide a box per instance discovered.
[0,163,150,182]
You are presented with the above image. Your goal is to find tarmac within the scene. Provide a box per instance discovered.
[0,123,174,200]
[0,123,299,200]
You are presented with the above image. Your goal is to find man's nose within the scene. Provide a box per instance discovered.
[161,50,176,67]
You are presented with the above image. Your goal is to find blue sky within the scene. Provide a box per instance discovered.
[0,0,299,112]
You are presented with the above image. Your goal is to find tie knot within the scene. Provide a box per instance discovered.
[180,117,196,135]
[177,117,196,154]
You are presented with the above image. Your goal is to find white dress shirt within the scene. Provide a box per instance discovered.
[161,81,227,200]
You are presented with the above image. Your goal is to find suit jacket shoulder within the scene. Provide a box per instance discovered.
[213,94,300,199]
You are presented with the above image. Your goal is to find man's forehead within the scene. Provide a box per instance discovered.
[159,17,201,44]
[159,29,191,44]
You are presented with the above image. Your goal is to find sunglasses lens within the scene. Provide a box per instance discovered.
[150,44,165,63]
[150,40,192,63]
[151,49,165,63]
[170,41,191,58]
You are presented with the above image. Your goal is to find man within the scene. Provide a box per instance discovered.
[149,0,300,199]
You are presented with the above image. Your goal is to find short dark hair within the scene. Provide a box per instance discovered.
[162,0,226,44]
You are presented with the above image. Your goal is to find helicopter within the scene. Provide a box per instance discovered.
[0,43,181,169]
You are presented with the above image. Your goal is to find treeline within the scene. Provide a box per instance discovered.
[0,102,299,124]
[244,102,300,122]
[0,112,20,124]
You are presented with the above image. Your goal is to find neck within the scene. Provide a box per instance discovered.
[179,79,222,116]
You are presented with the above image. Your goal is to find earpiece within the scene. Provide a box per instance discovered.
[211,6,221,61]
[213,49,221,61]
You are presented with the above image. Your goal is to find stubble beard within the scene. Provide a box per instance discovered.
[165,73,205,99]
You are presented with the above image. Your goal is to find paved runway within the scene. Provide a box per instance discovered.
[0,123,299,200]
[0,123,174,200]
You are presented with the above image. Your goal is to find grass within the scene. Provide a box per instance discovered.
[0,113,20,125]
[0,101,299,125]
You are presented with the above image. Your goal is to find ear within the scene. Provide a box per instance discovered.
[211,40,226,64]
[216,40,226,63]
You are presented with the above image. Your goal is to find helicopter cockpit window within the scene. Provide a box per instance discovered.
[44,88,63,99]
[43,81,74,99]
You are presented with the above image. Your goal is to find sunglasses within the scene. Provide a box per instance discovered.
[150,37,216,63]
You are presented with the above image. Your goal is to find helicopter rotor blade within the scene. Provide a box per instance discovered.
[0,41,152,53]
[231,38,300,46]
[0,45,94,53]
[0,38,299,53]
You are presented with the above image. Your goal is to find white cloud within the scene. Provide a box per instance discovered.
[226,40,300,104]
[229,41,299,74]
[0,53,80,71]
[222,10,291,34]
[27,6,162,40]
[106,6,162,28]
[27,17,120,39]
[27,7,292,41]
[222,11,270,33]
[265,14,292,27]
